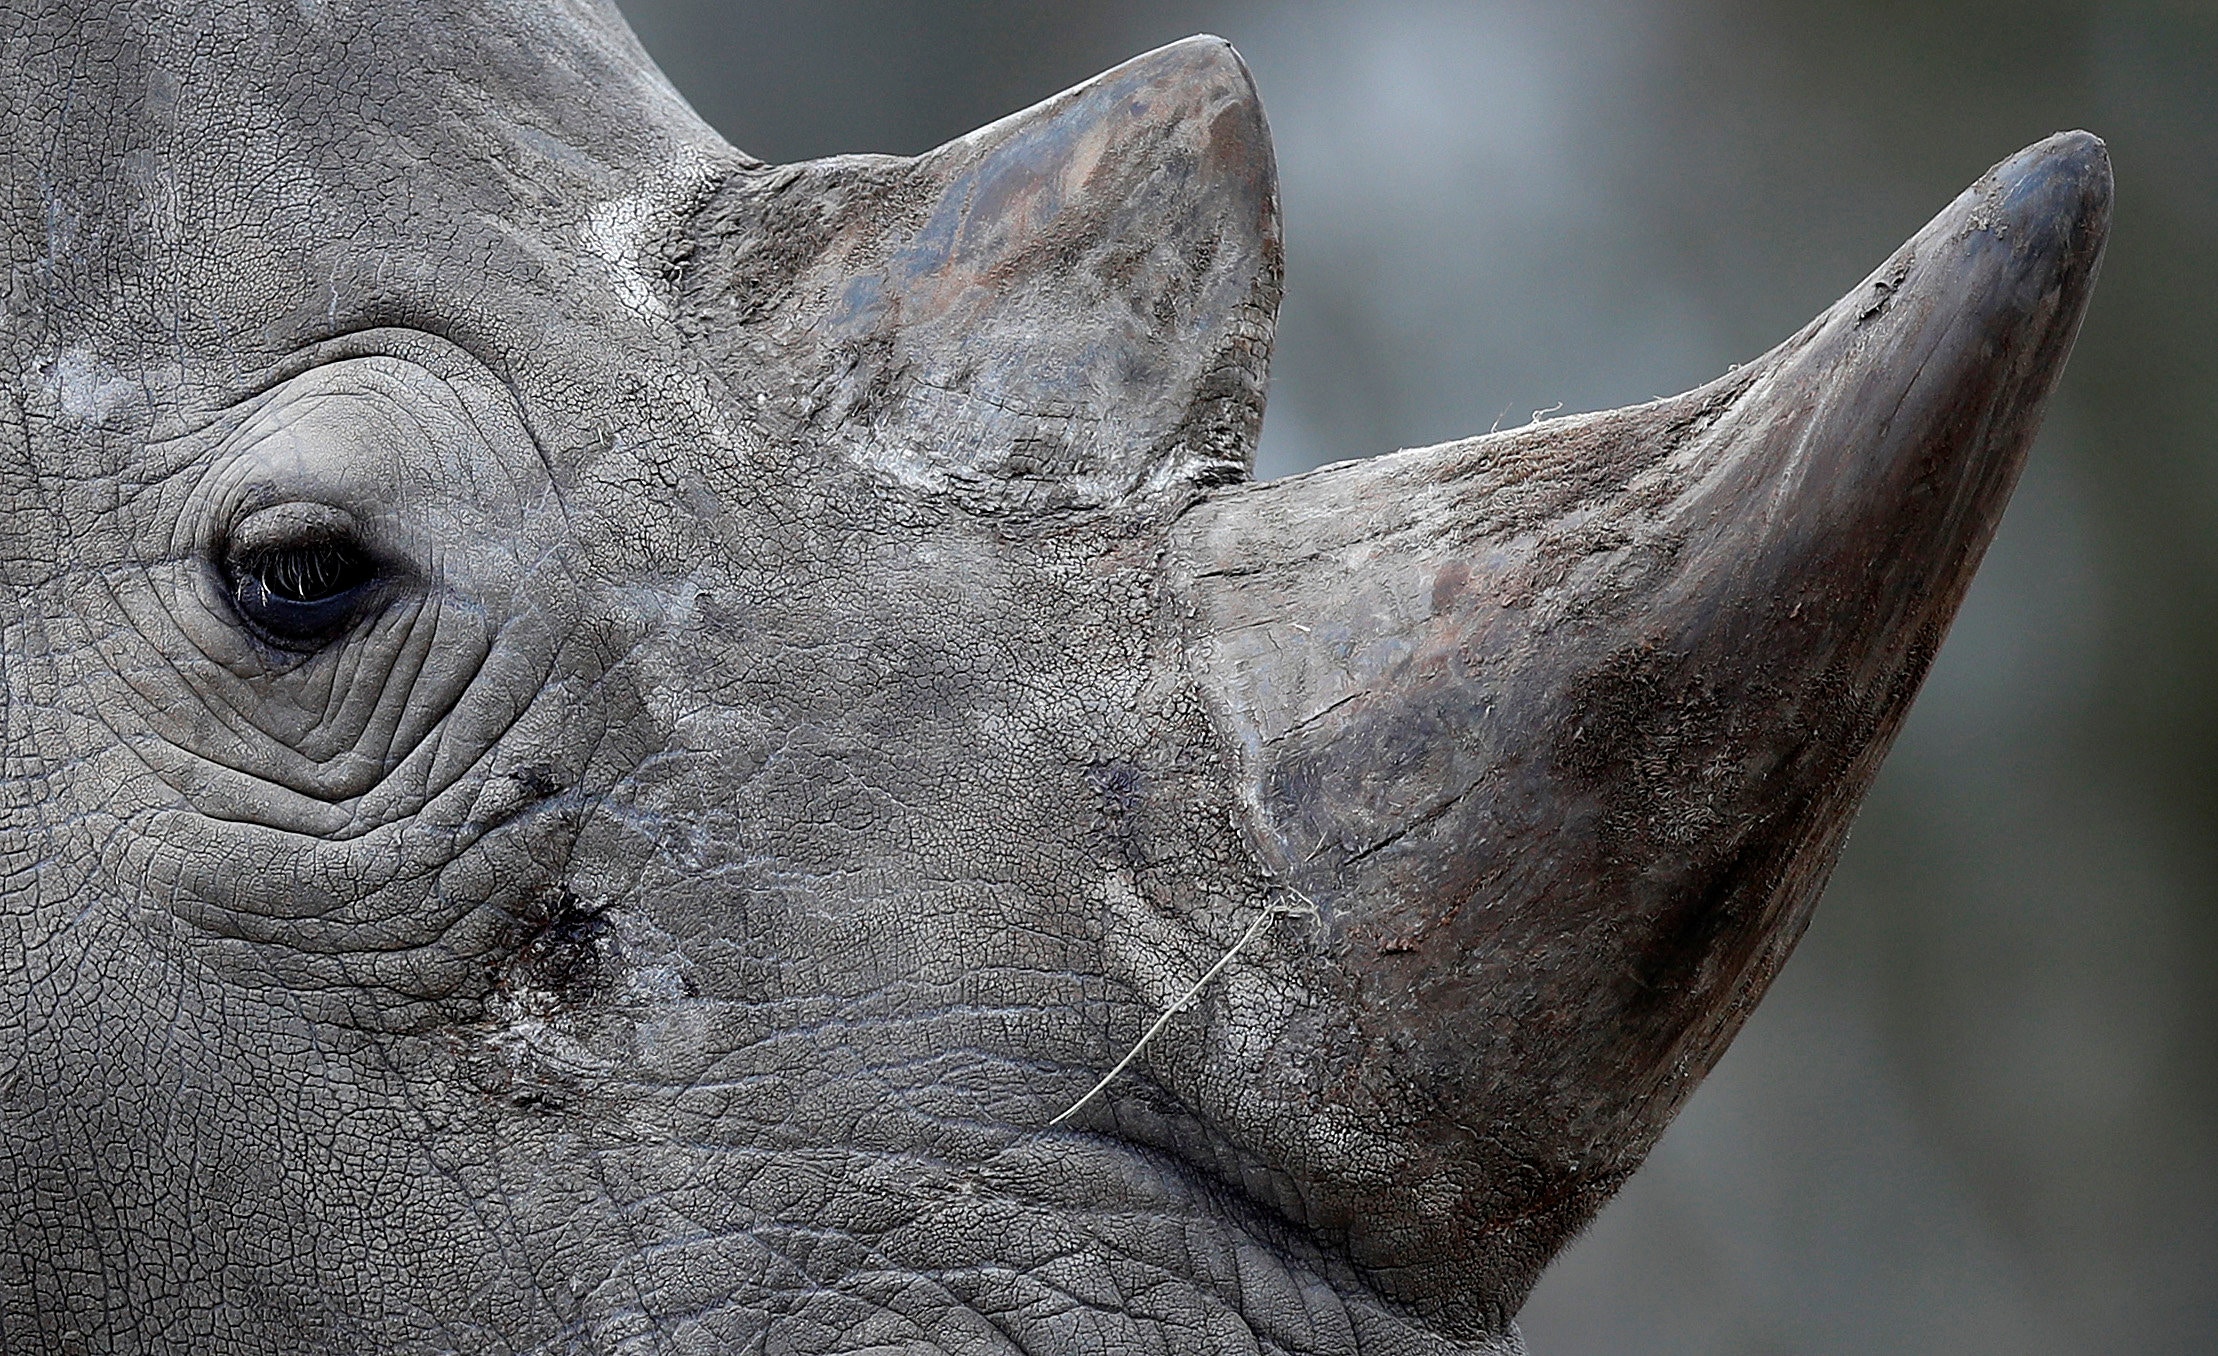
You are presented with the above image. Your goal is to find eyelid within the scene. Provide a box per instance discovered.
[227,502,365,557]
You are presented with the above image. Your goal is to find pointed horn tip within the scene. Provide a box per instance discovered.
[1109,35,1272,160]
[1990,129,2113,239]
[1048,33,1260,109]
[934,31,1275,200]
[1861,128,2112,407]
[2012,128,2111,182]
[1129,33,1272,147]
[1132,33,1256,84]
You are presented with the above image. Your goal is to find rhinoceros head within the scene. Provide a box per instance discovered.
[0,2,2107,1351]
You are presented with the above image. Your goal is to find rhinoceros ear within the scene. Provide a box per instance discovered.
[672,36,1282,513]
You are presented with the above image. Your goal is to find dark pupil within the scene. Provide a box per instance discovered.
[250,545,367,603]
[228,537,380,647]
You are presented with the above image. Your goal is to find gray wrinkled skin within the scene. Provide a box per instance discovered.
[0,3,2107,1353]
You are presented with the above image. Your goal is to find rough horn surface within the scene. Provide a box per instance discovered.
[672,37,1282,512]
[1167,131,2112,1326]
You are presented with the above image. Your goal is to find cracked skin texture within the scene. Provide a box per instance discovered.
[0,1,2107,1352]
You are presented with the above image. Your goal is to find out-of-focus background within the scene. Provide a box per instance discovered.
[611,2,2217,1350]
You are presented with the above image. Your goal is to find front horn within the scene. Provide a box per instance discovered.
[1165,130,2110,1323]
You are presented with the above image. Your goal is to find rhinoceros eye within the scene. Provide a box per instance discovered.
[223,504,386,647]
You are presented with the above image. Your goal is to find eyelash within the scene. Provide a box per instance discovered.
[225,539,382,647]
[243,544,370,603]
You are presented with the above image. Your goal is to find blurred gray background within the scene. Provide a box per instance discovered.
[609,2,2218,1350]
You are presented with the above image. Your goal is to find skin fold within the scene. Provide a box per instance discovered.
[0,2,2107,1352]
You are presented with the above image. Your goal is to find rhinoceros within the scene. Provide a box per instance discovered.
[0,1,2108,1352]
